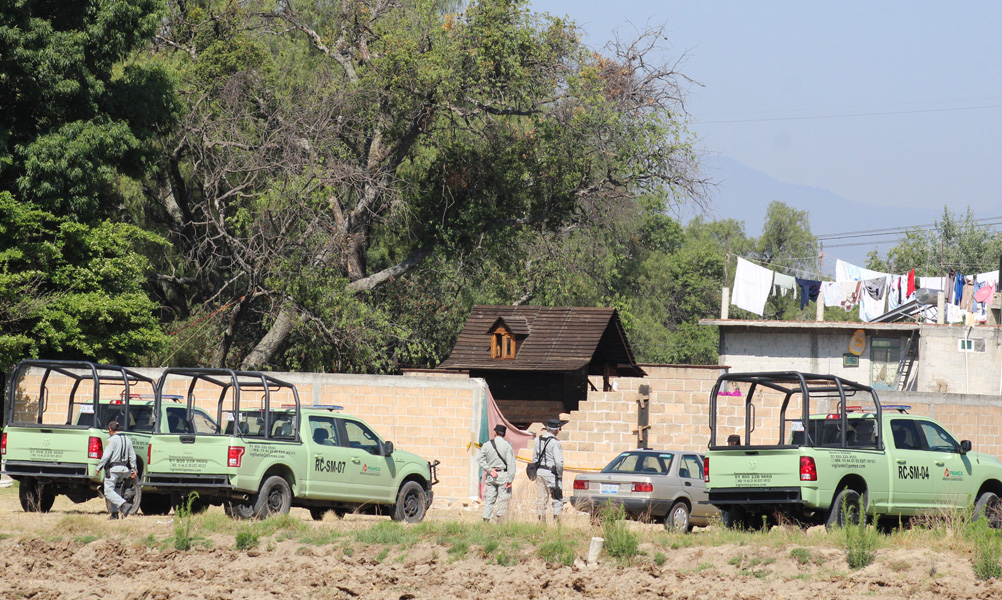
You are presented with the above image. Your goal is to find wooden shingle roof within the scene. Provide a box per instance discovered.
[438,306,646,376]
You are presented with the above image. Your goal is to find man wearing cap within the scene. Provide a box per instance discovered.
[477,424,516,522]
[533,418,565,523]
[95,420,138,519]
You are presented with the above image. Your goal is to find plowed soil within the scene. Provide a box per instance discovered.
[0,483,999,600]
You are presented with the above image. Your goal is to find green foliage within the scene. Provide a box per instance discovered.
[173,492,199,551]
[354,521,418,547]
[789,547,812,565]
[868,206,1002,276]
[0,193,169,370]
[653,551,667,566]
[538,539,576,566]
[968,517,1002,580]
[600,503,639,561]
[235,529,259,551]
[842,510,879,570]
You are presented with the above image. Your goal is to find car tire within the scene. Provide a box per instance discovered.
[255,476,292,518]
[666,501,692,532]
[19,478,55,513]
[140,493,173,516]
[826,488,862,528]
[112,476,142,516]
[974,492,1002,528]
[391,481,427,523]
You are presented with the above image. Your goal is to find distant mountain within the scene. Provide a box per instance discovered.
[687,155,940,269]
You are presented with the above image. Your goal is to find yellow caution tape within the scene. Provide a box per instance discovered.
[466,441,604,473]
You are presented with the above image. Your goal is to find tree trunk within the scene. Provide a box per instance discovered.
[212,293,250,368]
[240,308,296,370]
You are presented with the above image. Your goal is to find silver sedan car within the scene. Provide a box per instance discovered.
[570,449,718,532]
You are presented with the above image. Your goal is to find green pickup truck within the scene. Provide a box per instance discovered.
[143,368,438,521]
[705,372,1002,528]
[1,360,203,515]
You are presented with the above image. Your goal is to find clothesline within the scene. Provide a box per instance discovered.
[731,255,1000,324]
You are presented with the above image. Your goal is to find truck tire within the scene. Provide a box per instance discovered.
[256,476,292,518]
[391,481,427,523]
[226,500,257,520]
[110,476,142,516]
[720,506,748,530]
[140,493,173,516]
[666,501,692,532]
[826,488,862,528]
[974,492,1002,528]
[19,478,55,513]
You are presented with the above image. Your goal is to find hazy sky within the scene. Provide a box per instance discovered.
[528,1,1002,239]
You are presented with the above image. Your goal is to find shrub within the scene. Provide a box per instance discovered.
[235,530,259,550]
[969,517,1002,580]
[538,539,576,566]
[173,492,199,551]
[843,516,878,569]
[789,547,811,565]
[601,504,639,561]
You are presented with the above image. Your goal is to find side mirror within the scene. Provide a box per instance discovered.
[961,440,972,454]
[382,441,394,456]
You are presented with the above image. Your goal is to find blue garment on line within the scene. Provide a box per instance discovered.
[954,275,965,306]
[795,277,822,309]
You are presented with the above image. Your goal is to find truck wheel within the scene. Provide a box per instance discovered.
[309,507,346,521]
[391,481,427,523]
[974,492,1002,528]
[140,493,173,516]
[226,500,257,520]
[111,476,142,516]
[666,501,692,532]
[256,476,292,518]
[720,506,747,530]
[19,478,55,513]
[826,488,862,528]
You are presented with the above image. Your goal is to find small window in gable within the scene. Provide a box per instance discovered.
[490,327,517,359]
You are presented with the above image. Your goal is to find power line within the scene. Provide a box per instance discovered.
[699,103,1002,124]
[817,216,1002,241]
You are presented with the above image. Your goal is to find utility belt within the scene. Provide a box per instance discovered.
[111,461,130,468]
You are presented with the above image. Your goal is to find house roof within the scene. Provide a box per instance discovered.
[438,306,646,376]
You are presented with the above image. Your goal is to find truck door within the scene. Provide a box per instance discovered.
[305,415,350,500]
[339,419,396,502]
[915,420,969,508]
[888,419,935,512]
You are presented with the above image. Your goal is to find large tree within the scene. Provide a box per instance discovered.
[150,0,708,371]
[0,0,176,370]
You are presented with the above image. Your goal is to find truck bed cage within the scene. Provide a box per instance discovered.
[708,371,883,450]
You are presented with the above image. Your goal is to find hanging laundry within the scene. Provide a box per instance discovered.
[821,281,842,308]
[835,259,888,283]
[859,276,889,322]
[772,272,798,299]
[906,269,916,297]
[945,303,965,324]
[887,276,902,312]
[953,273,966,306]
[839,281,862,312]
[795,277,821,309]
[960,276,975,311]
[919,276,946,291]
[732,257,774,316]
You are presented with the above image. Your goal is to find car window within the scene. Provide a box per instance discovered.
[680,455,703,479]
[603,453,672,474]
[309,416,340,446]
[343,420,381,454]
[917,421,959,453]
[890,419,923,450]
[190,409,218,434]
[270,411,297,440]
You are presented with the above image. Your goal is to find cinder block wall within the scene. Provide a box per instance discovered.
[10,365,1002,505]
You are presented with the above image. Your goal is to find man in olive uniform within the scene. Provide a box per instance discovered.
[533,419,564,523]
[95,420,138,519]
[476,424,515,522]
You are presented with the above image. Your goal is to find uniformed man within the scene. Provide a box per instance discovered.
[533,418,565,523]
[95,420,138,519]
[476,424,516,522]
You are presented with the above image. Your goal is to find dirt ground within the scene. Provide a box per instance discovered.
[1,483,1000,600]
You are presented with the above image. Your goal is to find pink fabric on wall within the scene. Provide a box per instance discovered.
[479,387,535,499]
